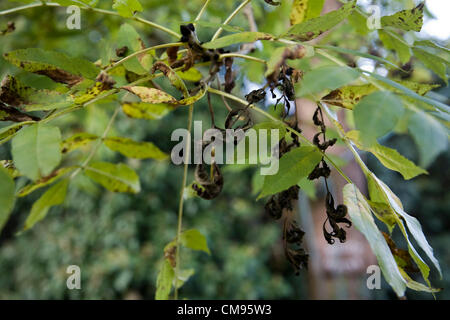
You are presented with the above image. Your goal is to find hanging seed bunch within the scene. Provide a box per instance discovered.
[265,123,308,274]
[308,106,352,244]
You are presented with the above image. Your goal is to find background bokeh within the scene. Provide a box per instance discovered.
[0,0,448,299]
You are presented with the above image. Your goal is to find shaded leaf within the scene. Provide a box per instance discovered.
[3,48,99,86]
[408,111,448,168]
[202,32,273,49]
[116,23,151,75]
[378,30,411,64]
[258,146,322,199]
[353,91,404,146]
[296,65,360,98]
[23,179,68,231]
[11,123,62,181]
[155,259,174,300]
[0,166,15,233]
[343,183,406,297]
[17,167,75,197]
[412,47,448,84]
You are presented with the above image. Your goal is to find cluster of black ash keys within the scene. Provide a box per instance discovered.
[175,24,351,275]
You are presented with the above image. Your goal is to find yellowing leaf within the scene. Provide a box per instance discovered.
[155,259,174,300]
[177,68,202,82]
[84,162,141,193]
[283,0,356,41]
[290,0,308,25]
[122,86,176,104]
[104,137,168,160]
[61,132,99,154]
[3,48,99,86]
[122,102,174,120]
[381,2,424,32]
[17,167,75,197]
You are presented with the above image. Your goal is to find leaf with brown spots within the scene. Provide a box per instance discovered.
[381,2,424,32]
[122,86,177,104]
[283,0,356,41]
[3,48,99,86]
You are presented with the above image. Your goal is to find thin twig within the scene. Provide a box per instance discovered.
[195,0,212,22]
[0,2,181,38]
[70,106,121,180]
[173,103,194,300]
[211,0,252,41]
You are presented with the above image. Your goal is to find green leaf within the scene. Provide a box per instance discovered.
[3,48,99,85]
[381,2,424,32]
[17,167,75,197]
[343,183,406,297]
[348,9,370,35]
[258,146,322,199]
[61,132,99,154]
[0,75,74,111]
[0,166,15,233]
[23,179,68,231]
[104,137,168,160]
[367,72,449,113]
[378,30,411,64]
[322,83,376,109]
[367,200,397,233]
[155,259,174,300]
[11,123,62,181]
[265,45,313,78]
[412,47,448,84]
[180,229,211,255]
[408,111,448,168]
[370,175,442,278]
[122,86,176,104]
[116,23,150,75]
[0,122,32,145]
[317,45,402,70]
[283,0,356,41]
[122,102,174,120]
[84,161,141,193]
[305,0,325,21]
[202,32,273,49]
[353,91,404,146]
[346,130,427,180]
[113,0,143,18]
[296,66,360,98]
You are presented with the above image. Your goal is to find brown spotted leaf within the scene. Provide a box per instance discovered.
[3,48,99,86]
[283,0,356,41]
[381,2,424,32]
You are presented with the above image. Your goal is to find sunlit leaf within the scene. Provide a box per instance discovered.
[104,137,168,160]
[84,161,141,193]
[180,229,211,255]
[61,132,99,154]
[122,102,174,120]
[113,0,143,18]
[17,167,75,197]
[381,2,424,32]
